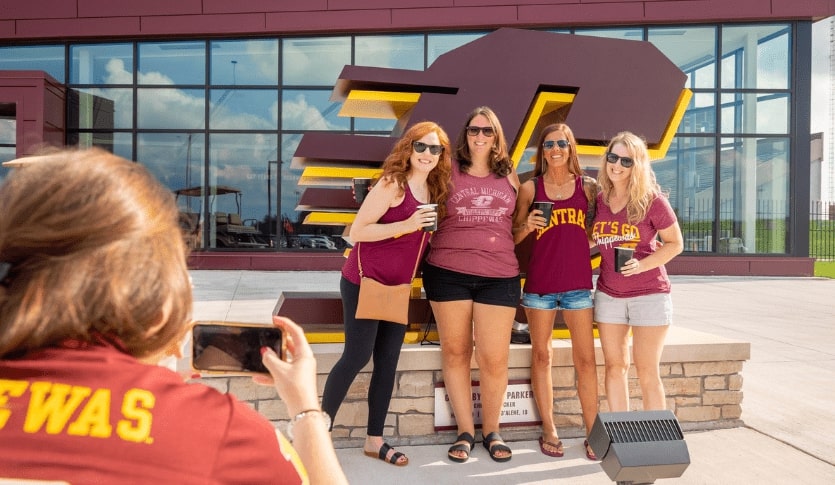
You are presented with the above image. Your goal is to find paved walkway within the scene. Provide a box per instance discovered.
[191,272,835,484]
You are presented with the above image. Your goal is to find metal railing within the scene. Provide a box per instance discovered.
[810,200,835,260]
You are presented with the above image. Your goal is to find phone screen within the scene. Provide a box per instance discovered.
[192,323,283,374]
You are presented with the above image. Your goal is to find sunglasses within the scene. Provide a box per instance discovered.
[466,126,495,137]
[606,152,635,168]
[543,140,570,150]
[413,141,444,155]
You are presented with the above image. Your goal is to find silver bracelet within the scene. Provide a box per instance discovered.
[285,409,331,442]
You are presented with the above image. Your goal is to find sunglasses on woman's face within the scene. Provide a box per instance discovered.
[413,141,444,155]
[466,126,495,137]
[543,139,570,150]
[606,152,635,168]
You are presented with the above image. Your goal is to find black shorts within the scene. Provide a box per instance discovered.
[422,263,521,308]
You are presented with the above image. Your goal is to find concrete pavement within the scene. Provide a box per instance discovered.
[190,272,835,484]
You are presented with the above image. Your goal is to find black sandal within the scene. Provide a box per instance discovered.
[447,431,475,463]
[482,431,512,462]
[364,442,408,466]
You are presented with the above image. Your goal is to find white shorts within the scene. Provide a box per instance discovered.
[593,291,673,326]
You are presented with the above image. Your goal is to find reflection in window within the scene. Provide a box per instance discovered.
[138,42,206,85]
[720,92,789,134]
[69,131,133,161]
[656,137,716,252]
[721,24,790,89]
[68,88,133,129]
[574,28,643,40]
[281,90,349,131]
[427,32,486,66]
[355,34,424,70]
[679,93,716,134]
[719,137,789,254]
[282,37,350,86]
[70,44,132,84]
[0,45,65,82]
[209,89,278,130]
[210,40,278,85]
[649,26,716,89]
[137,88,205,129]
[208,133,277,249]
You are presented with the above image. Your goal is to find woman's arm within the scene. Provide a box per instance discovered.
[348,177,430,243]
[512,180,543,244]
[620,221,684,277]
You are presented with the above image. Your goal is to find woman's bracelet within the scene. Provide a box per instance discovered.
[285,408,331,442]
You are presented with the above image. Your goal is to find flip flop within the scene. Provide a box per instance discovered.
[482,431,512,462]
[584,439,599,461]
[447,432,475,463]
[364,442,408,466]
[538,436,564,457]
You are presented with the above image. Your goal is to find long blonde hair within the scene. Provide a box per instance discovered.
[598,131,664,224]
[0,148,193,359]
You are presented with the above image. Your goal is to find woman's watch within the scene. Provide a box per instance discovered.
[285,408,331,442]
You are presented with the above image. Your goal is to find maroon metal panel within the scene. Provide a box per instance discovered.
[16,17,142,39]
[77,0,202,18]
[329,0,451,9]
[0,21,13,37]
[140,14,268,36]
[773,0,835,20]
[518,2,645,26]
[2,0,76,20]
[392,6,520,30]
[265,9,393,33]
[203,0,325,15]
[645,0,772,23]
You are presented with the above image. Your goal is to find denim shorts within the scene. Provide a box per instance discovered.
[422,263,521,308]
[593,290,673,326]
[521,289,593,311]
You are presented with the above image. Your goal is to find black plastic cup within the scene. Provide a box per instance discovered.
[353,178,371,204]
[532,201,553,224]
[615,247,635,273]
[417,203,438,232]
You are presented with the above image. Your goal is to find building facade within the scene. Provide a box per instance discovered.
[2,1,834,275]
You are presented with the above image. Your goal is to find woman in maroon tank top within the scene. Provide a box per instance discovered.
[512,123,601,460]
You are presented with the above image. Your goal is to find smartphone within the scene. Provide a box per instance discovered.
[191,322,285,375]
[614,246,635,273]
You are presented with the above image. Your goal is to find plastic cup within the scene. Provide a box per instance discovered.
[353,178,371,204]
[417,203,438,232]
[615,247,635,273]
[532,201,553,224]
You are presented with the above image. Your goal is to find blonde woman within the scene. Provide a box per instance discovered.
[591,132,684,412]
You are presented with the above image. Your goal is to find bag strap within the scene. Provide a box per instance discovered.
[357,231,427,280]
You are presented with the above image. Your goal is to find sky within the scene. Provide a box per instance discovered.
[812,17,832,199]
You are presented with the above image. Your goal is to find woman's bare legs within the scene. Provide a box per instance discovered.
[597,322,631,412]
[563,308,599,434]
[472,302,515,459]
[526,307,563,455]
[432,299,476,460]
[631,325,670,410]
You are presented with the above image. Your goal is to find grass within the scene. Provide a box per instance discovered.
[814,260,835,278]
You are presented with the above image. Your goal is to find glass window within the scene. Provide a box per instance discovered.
[649,26,717,89]
[138,41,206,85]
[355,34,424,70]
[720,92,789,134]
[281,90,349,131]
[678,93,716,134]
[574,28,643,40]
[210,39,278,85]
[137,88,205,129]
[427,32,486,66]
[656,137,717,253]
[0,45,65,82]
[282,37,350,86]
[354,118,397,132]
[69,131,133,161]
[209,89,278,130]
[68,88,133,130]
[721,24,790,89]
[208,133,277,249]
[137,132,205,194]
[719,137,789,254]
[70,44,132,84]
